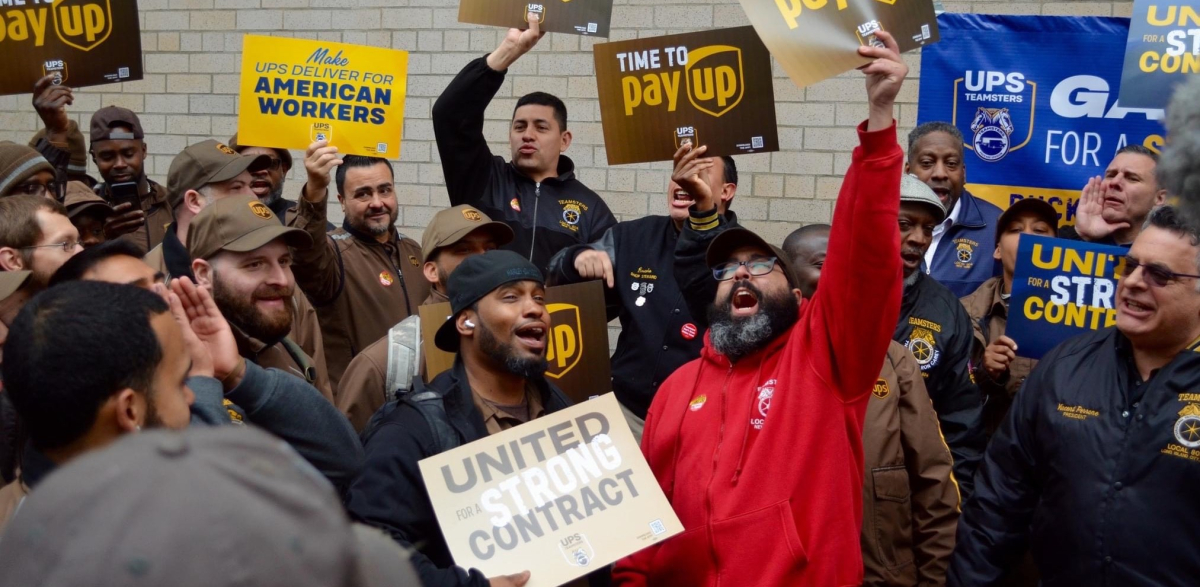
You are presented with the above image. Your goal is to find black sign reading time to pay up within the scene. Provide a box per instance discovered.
[0,0,143,96]
[593,27,780,166]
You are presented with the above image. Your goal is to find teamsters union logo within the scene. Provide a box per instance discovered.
[953,70,1036,164]
[970,108,1015,162]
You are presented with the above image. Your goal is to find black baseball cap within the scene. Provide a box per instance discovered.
[434,250,544,352]
[705,227,801,288]
[995,198,1059,241]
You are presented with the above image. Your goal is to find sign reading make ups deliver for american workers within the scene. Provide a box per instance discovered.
[738,0,939,89]
[594,26,779,165]
[419,393,682,587]
[238,35,408,158]
[0,0,144,96]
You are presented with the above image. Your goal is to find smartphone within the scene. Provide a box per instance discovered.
[108,181,141,211]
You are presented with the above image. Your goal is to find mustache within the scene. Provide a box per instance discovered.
[252,285,293,300]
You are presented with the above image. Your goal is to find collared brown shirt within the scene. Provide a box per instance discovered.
[471,385,545,435]
[961,276,1039,435]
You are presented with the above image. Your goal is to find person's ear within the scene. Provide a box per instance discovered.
[112,388,145,433]
[184,189,206,215]
[456,310,477,339]
[904,160,911,175]
[336,192,346,213]
[994,244,1002,261]
[560,129,572,153]
[192,259,215,290]
[0,248,26,271]
[719,183,737,212]
[1155,188,1168,206]
[792,288,803,304]
[423,261,439,287]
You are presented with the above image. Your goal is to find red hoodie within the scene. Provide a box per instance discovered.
[612,122,903,587]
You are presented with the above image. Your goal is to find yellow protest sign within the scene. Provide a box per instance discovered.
[238,35,408,158]
[419,393,682,586]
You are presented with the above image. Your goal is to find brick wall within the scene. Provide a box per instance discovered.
[0,0,1134,349]
[0,0,1134,242]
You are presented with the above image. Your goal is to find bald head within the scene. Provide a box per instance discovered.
[782,224,830,299]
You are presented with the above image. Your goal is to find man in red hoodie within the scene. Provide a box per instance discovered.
[611,30,907,587]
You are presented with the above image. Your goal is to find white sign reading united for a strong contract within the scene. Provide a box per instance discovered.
[419,393,682,586]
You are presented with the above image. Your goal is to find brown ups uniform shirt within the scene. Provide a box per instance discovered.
[232,325,334,403]
[337,289,447,432]
[290,196,430,396]
[862,341,960,586]
[960,276,1038,436]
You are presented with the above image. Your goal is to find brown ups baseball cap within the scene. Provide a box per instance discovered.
[0,270,31,300]
[705,227,802,288]
[89,105,145,144]
[0,427,421,587]
[228,132,294,170]
[187,194,312,261]
[166,139,270,210]
[421,204,514,263]
[63,181,112,220]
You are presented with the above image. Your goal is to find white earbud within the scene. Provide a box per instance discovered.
[464,320,476,328]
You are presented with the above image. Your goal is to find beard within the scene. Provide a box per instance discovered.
[212,277,296,345]
[708,282,800,363]
[352,206,399,238]
[477,319,547,379]
[259,183,285,207]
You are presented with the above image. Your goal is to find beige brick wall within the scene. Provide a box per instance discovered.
[0,0,1134,245]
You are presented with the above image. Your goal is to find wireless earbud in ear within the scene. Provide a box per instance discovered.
[464,320,476,328]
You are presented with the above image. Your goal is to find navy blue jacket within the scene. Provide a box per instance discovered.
[546,215,706,419]
[950,329,1200,586]
[927,190,1002,298]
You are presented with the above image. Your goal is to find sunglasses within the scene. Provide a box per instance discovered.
[1123,255,1200,288]
[712,257,777,281]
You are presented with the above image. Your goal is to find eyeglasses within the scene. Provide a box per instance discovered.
[21,240,82,253]
[11,181,59,198]
[1123,256,1200,288]
[712,257,778,281]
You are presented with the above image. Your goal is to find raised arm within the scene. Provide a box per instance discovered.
[432,15,543,206]
[809,30,906,401]
[290,141,345,305]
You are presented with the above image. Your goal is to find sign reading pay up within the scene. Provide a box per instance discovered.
[593,26,779,165]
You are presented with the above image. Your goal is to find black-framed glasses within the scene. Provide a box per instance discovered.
[1123,255,1200,288]
[712,257,778,281]
[11,181,60,198]
[21,240,81,254]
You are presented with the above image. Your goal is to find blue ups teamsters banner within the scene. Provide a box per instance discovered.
[1118,0,1200,109]
[918,14,1165,227]
[1008,235,1127,359]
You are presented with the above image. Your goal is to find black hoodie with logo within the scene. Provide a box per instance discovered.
[432,56,616,272]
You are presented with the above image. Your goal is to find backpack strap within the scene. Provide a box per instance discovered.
[279,336,318,386]
[384,315,422,403]
[404,389,461,454]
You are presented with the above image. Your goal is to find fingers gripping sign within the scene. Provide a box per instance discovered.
[856,30,909,132]
[303,140,344,203]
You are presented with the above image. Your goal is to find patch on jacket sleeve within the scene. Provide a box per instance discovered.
[872,379,891,398]
[905,326,942,371]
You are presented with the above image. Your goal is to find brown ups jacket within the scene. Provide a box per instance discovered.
[290,196,429,395]
[862,341,960,586]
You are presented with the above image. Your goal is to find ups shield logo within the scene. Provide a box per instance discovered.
[685,45,744,118]
[311,123,334,143]
[545,303,583,379]
[54,0,113,52]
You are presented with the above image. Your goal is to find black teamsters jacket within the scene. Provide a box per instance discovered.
[951,329,1200,586]
[432,56,616,272]
[345,359,599,587]
[894,271,986,499]
[547,216,706,419]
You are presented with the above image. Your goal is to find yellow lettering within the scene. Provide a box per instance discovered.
[1064,302,1087,327]
[1148,5,1177,26]
[621,76,641,116]
[1031,243,1061,270]
[641,73,663,107]
[772,0,848,30]
[7,10,29,42]
[26,8,44,46]
[550,324,577,369]
[660,71,680,112]
[1062,249,1093,275]
[83,4,105,42]
[1045,300,1065,324]
[1144,134,1166,155]
[1024,296,1044,320]
[1141,50,1160,72]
